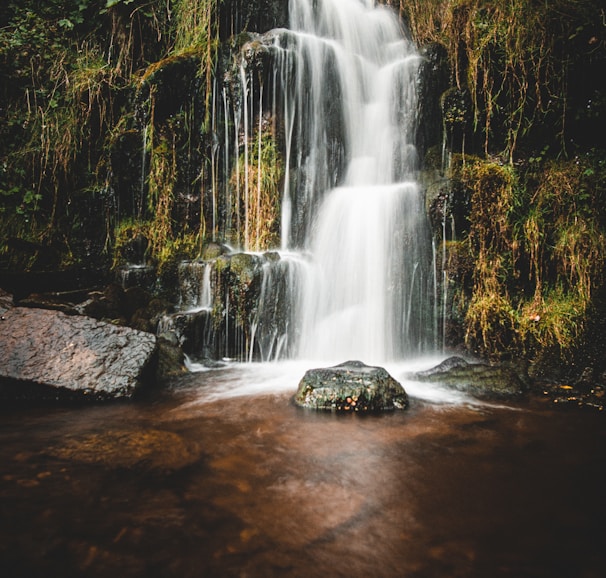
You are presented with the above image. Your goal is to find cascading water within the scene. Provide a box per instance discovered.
[279,0,435,363]
[167,0,437,366]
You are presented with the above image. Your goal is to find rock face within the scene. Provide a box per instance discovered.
[0,307,157,402]
[413,356,527,399]
[294,360,409,411]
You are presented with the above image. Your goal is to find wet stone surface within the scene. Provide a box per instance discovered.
[412,356,528,399]
[294,360,409,411]
[0,307,157,401]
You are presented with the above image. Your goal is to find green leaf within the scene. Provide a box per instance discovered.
[106,0,136,7]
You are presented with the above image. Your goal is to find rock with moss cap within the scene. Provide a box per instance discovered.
[294,360,409,411]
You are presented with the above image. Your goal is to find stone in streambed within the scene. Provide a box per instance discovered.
[412,356,527,399]
[294,360,408,411]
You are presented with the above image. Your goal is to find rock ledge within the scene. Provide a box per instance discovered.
[0,307,157,401]
[412,356,527,399]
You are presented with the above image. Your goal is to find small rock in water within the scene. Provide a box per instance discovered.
[294,360,408,411]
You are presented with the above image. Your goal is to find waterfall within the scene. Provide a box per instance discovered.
[165,0,436,365]
[280,0,435,363]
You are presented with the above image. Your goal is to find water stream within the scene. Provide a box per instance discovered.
[1,381,604,577]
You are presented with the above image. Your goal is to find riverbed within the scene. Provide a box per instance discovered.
[1,361,604,577]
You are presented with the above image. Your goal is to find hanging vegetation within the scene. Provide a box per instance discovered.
[396,0,605,159]
[229,117,283,251]
[446,154,606,364]
[407,0,606,370]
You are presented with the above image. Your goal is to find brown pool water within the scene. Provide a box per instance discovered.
[0,363,604,578]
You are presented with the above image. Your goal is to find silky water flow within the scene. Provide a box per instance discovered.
[282,0,435,364]
[178,0,437,370]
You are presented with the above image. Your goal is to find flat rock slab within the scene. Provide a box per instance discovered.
[0,307,157,401]
[294,360,409,411]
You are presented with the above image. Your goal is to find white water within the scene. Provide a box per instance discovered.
[183,357,478,407]
[278,0,434,363]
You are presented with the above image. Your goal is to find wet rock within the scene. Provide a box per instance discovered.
[81,283,126,322]
[0,307,157,402]
[413,356,527,399]
[0,288,14,314]
[201,242,229,260]
[418,355,469,375]
[229,252,262,286]
[117,233,148,264]
[15,293,80,315]
[123,286,152,319]
[155,335,188,380]
[79,284,170,333]
[417,42,450,156]
[294,360,409,411]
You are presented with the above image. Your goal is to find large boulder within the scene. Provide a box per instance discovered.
[412,356,528,399]
[294,360,409,411]
[0,307,157,402]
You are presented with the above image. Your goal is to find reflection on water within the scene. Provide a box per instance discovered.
[0,364,605,578]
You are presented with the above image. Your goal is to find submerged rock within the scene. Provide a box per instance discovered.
[49,429,200,471]
[294,360,409,411]
[0,307,157,402]
[413,356,527,399]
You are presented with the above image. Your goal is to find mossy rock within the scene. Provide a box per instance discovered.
[229,252,261,286]
[294,360,409,412]
[201,242,229,260]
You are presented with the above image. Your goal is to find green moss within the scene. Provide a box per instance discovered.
[397,0,606,158]
[112,219,152,268]
[155,233,200,295]
[446,152,606,362]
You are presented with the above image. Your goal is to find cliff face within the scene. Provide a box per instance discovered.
[397,0,606,380]
[0,0,290,273]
